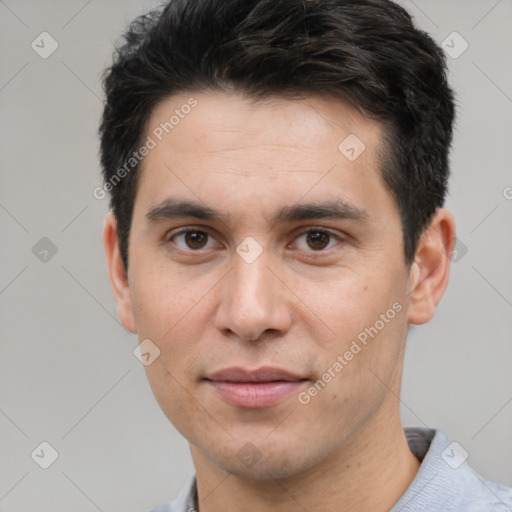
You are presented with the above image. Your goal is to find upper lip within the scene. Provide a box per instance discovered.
[205,366,306,383]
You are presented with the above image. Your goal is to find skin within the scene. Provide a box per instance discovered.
[104,91,456,511]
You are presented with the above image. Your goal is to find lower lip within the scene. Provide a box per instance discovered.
[207,380,307,408]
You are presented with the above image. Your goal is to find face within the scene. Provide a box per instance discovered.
[112,91,421,479]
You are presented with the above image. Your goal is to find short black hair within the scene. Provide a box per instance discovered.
[99,0,455,271]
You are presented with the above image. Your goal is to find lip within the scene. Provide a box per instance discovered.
[205,366,308,408]
[206,366,305,383]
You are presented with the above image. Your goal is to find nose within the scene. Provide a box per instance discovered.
[214,250,293,342]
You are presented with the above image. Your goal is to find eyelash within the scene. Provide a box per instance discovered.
[166,226,343,253]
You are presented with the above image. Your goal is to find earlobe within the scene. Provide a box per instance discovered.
[103,212,137,333]
[406,208,456,325]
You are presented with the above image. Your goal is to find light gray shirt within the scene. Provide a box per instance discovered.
[148,428,512,511]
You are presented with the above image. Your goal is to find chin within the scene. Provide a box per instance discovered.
[219,457,304,481]
[205,439,316,481]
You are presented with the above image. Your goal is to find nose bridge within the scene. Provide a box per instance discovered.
[216,248,290,340]
[230,250,278,313]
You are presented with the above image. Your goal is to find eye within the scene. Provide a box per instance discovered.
[168,228,217,251]
[292,228,342,252]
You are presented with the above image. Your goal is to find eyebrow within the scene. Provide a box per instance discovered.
[275,200,369,224]
[146,199,225,223]
[145,198,370,226]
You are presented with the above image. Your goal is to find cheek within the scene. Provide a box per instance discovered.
[134,270,212,437]
[291,269,384,338]
[296,299,407,439]
[293,267,407,377]
[129,266,213,393]
[145,361,215,443]
[130,261,202,337]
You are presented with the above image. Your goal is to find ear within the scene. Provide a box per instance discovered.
[103,212,137,333]
[407,208,456,325]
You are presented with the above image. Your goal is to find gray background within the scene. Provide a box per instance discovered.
[0,0,511,510]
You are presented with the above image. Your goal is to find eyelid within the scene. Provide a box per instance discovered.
[293,226,342,238]
[167,225,212,240]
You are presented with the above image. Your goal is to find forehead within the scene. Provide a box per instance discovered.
[134,91,396,226]
[145,91,380,160]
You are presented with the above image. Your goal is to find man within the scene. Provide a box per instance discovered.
[99,0,512,510]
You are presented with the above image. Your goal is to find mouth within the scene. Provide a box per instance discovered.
[204,366,308,408]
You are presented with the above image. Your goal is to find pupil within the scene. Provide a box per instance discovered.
[186,231,207,249]
[307,231,329,250]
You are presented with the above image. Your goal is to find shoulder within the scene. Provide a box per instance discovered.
[395,428,512,511]
[458,472,512,511]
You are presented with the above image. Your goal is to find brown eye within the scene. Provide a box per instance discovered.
[306,230,331,250]
[184,231,208,249]
[170,229,214,250]
[292,228,341,252]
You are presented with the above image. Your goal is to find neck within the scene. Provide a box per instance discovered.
[191,412,420,512]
